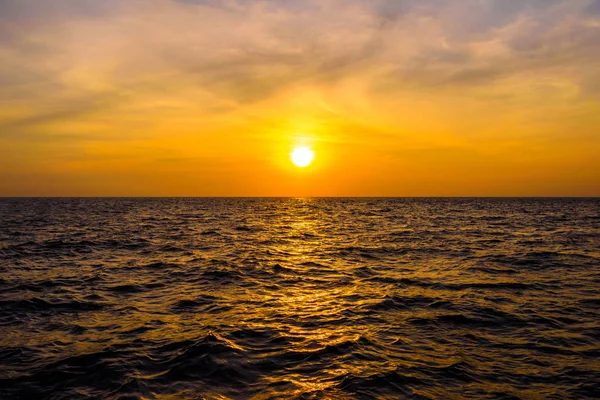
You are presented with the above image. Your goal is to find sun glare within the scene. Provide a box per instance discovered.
[291,147,315,168]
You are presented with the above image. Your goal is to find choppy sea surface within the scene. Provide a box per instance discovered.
[0,198,599,399]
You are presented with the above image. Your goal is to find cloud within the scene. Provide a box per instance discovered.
[2,0,598,106]
[0,0,123,21]
[0,0,599,195]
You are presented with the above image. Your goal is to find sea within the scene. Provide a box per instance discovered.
[0,198,599,399]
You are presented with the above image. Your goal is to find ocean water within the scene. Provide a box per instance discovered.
[0,198,599,399]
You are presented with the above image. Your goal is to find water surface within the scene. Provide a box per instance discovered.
[0,198,599,399]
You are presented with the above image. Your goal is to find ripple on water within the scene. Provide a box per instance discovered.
[0,198,599,399]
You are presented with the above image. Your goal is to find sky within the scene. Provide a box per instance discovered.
[1,0,599,196]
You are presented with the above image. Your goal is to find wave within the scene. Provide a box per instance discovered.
[339,368,424,397]
[1,197,599,399]
[365,295,441,311]
[0,298,104,312]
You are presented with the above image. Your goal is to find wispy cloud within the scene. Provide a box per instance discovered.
[1,0,599,195]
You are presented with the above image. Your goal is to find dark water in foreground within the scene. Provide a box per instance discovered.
[0,198,599,399]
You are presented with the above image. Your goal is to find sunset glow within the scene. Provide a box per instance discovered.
[0,0,599,196]
[1,2,599,397]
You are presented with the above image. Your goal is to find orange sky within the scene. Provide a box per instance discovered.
[1,0,599,196]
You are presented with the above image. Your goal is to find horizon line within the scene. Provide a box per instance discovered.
[1,196,598,199]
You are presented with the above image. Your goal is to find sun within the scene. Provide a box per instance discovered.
[290,146,315,168]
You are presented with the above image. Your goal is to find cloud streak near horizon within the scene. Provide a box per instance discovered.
[1,0,599,196]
